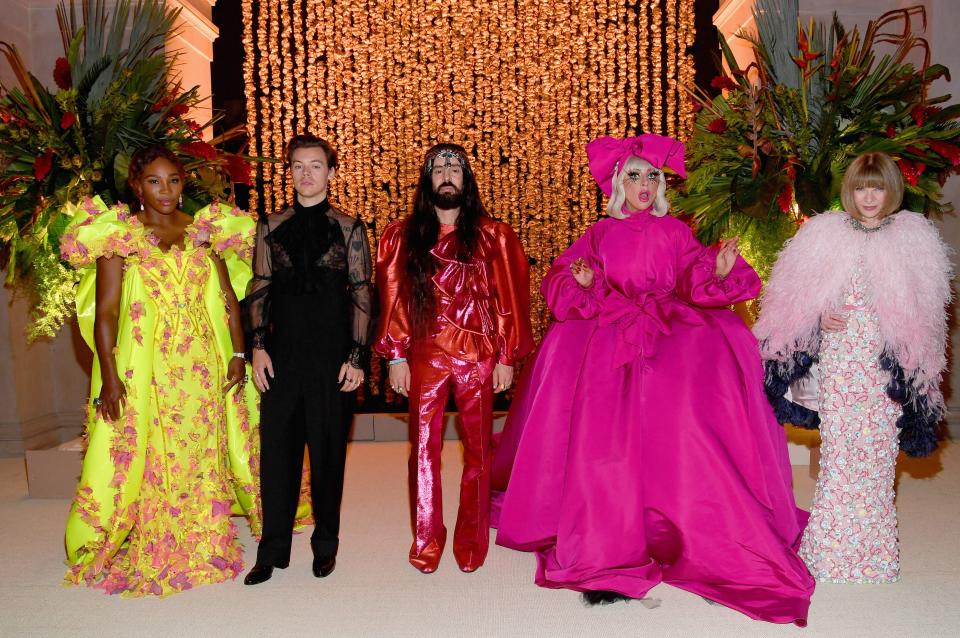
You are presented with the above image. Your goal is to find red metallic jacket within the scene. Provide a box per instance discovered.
[374,216,533,365]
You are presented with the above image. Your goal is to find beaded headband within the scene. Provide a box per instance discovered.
[424,148,471,175]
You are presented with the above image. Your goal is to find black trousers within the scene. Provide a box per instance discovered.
[256,350,351,566]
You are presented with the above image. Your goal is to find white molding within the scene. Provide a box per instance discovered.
[166,0,218,43]
[714,0,755,27]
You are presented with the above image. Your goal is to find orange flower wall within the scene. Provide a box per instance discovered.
[241,0,696,356]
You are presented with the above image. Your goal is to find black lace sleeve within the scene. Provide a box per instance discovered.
[344,220,373,368]
[246,216,273,350]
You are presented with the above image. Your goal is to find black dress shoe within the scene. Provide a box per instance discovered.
[312,555,336,578]
[243,564,274,585]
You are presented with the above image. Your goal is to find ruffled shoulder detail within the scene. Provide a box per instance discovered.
[187,201,256,261]
[60,196,141,269]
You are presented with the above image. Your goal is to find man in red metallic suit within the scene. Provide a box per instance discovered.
[375,143,533,574]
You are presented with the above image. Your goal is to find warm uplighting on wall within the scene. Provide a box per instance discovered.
[242,0,696,383]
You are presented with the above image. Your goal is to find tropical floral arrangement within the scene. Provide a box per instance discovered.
[0,0,253,339]
[678,0,960,281]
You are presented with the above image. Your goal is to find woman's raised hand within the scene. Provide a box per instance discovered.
[570,258,594,289]
[715,236,740,278]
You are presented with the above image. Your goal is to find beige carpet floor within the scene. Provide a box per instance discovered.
[1,441,958,638]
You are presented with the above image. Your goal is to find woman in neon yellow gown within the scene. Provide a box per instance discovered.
[59,146,261,596]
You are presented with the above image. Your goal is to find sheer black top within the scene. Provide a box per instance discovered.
[246,199,373,368]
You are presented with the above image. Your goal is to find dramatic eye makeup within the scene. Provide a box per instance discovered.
[625,170,660,183]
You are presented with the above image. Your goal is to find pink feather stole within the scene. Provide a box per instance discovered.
[753,210,952,415]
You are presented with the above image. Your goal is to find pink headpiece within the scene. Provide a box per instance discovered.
[587,135,687,197]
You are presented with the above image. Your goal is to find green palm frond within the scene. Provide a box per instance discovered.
[750,0,800,89]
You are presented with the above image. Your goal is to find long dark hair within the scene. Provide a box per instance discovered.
[405,143,488,334]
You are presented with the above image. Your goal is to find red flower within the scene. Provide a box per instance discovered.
[179,141,218,161]
[886,125,897,138]
[791,27,821,75]
[34,149,54,181]
[151,94,172,113]
[929,141,960,166]
[910,105,940,127]
[60,112,76,129]
[222,154,251,185]
[898,159,926,186]
[798,28,820,61]
[777,183,794,214]
[710,75,738,92]
[911,105,926,126]
[169,103,190,117]
[53,57,72,90]
[786,164,797,181]
[707,118,728,134]
[905,145,926,159]
[691,100,703,113]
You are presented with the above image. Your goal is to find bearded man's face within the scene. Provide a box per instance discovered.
[429,156,465,209]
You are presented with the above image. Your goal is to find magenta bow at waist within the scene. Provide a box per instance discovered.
[599,291,703,367]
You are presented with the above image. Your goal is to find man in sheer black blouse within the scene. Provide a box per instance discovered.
[243,134,373,585]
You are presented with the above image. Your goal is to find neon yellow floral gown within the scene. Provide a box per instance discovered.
[59,196,262,596]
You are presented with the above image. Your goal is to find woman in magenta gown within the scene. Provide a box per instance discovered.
[492,135,814,625]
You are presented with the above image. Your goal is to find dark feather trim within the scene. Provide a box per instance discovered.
[880,353,942,457]
[581,590,632,606]
[763,351,821,429]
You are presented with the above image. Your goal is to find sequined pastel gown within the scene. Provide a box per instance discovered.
[60,197,261,596]
[800,265,901,583]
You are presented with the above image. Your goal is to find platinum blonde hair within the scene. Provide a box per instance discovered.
[606,156,669,219]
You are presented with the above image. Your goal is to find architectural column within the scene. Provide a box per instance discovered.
[166,0,219,135]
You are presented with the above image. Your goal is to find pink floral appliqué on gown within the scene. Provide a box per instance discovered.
[800,265,901,583]
[492,209,815,625]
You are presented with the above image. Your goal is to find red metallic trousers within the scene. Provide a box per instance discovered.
[407,342,496,573]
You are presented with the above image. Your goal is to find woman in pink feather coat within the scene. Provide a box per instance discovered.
[754,152,952,583]
[492,135,814,625]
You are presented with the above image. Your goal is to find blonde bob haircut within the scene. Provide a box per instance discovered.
[606,156,670,219]
[840,152,904,222]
